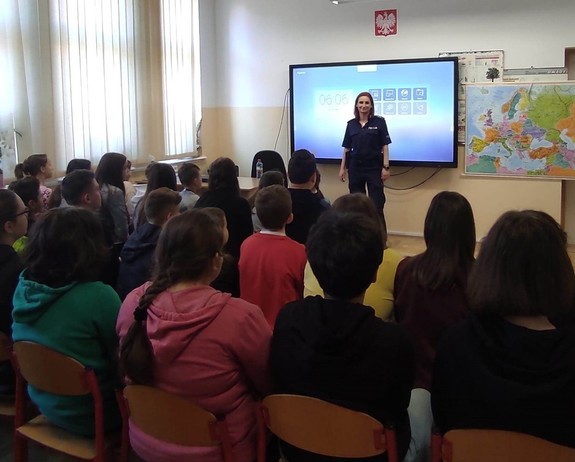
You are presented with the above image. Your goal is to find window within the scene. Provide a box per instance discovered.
[1,0,201,174]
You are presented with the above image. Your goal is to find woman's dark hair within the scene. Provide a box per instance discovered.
[66,158,92,174]
[23,207,108,288]
[95,152,127,192]
[8,177,40,206]
[468,210,575,319]
[407,191,475,291]
[208,157,239,195]
[307,209,383,300]
[332,193,387,248]
[119,209,225,384]
[353,91,375,119]
[135,163,177,228]
[14,154,48,179]
[0,190,20,233]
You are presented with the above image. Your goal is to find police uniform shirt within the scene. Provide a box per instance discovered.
[342,116,392,164]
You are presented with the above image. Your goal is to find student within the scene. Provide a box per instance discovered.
[304,193,403,321]
[95,152,129,246]
[394,191,475,462]
[133,162,177,229]
[251,170,285,232]
[117,188,181,300]
[239,185,306,327]
[14,154,54,211]
[195,157,253,296]
[61,169,102,212]
[285,149,330,244]
[432,210,575,449]
[0,190,27,394]
[12,207,122,436]
[95,152,130,289]
[177,161,202,211]
[8,177,42,254]
[117,209,271,462]
[271,209,414,461]
[123,159,136,212]
[48,158,93,209]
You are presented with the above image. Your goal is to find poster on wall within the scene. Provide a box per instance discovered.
[374,10,397,37]
[465,82,575,179]
[439,50,504,143]
[503,67,568,83]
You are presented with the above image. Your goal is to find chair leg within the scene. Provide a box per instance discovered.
[431,432,443,462]
[14,431,27,462]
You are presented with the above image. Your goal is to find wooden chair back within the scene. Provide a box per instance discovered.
[11,341,119,462]
[259,394,398,462]
[13,342,91,396]
[122,385,234,460]
[432,429,575,462]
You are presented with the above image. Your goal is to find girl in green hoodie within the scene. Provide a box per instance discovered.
[12,207,122,436]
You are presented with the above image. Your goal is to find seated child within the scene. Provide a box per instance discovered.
[251,170,285,232]
[8,177,42,254]
[0,190,27,393]
[117,209,271,462]
[117,187,181,299]
[178,161,203,210]
[12,207,122,435]
[239,185,306,327]
[271,209,414,461]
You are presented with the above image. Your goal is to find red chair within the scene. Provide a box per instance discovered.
[12,341,126,462]
[431,428,575,462]
[121,385,235,462]
[258,394,399,462]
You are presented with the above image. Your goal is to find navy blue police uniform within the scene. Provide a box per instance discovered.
[342,115,391,214]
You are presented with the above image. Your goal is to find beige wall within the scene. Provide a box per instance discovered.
[201,106,563,240]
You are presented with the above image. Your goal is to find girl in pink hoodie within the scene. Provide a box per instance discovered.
[117,208,272,462]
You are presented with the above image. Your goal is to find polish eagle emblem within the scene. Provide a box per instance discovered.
[375,10,397,36]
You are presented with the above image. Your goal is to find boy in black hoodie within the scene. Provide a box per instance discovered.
[271,209,414,462]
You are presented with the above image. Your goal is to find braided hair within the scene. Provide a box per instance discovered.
[119,209,225,384]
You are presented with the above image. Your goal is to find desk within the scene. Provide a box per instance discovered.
[200,176,259,200]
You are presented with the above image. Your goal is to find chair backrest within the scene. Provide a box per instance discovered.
[12,342,92,396]
[433,429,575,462]
[259,394,398,461]
[250,150,287,184]
[123,385,233,457]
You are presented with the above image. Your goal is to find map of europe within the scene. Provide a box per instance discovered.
[465,83,575,177]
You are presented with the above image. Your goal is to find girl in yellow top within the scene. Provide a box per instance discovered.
[304,193,403,320]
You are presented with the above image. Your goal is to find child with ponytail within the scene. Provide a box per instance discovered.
[117,208,271,462]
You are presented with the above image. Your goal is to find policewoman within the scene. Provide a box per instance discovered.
[339,91,391,229]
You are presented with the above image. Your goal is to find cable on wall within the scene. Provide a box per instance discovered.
[274,87,290,153]
[385,168,442,190]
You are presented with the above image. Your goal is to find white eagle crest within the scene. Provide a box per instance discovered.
[376,11,396,36]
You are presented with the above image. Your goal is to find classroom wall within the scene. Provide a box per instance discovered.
[199,0,574,240]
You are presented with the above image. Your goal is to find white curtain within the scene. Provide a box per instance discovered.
[0,0,45,176]
[160,0,201,157]
[1,0,200,175]
[50,0,147,166]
